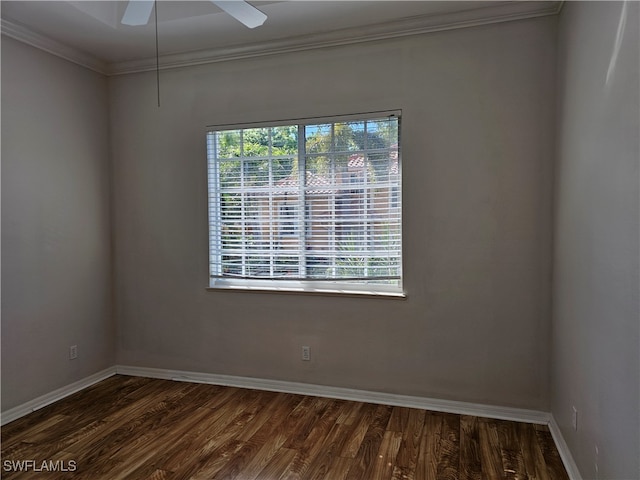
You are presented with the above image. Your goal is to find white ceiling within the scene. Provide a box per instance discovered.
[1,1,561,74]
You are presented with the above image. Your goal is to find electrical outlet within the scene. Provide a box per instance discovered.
[595,445,599,479]
[69,345,78,360]
[572,406,578,431]
[302,346,310,361]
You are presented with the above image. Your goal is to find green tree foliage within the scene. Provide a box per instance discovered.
[215,126,298,188]
[215,118,397,187]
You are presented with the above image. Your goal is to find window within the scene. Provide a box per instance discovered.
[206,112,402,296]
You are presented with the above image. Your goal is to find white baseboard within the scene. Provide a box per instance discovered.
[115,364,551,425]
[548,415,584,480]
[2,363,580,480]
[1,367,117,426]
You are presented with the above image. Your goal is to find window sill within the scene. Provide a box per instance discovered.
[206,284,406,299]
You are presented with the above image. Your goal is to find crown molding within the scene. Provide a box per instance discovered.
[108,1,561,76]
[1,18,108,75]
[2,1,561,77]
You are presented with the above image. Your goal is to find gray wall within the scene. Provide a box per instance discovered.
[1,38,115,410]
[552,2,640,479]
[109,17,556,410]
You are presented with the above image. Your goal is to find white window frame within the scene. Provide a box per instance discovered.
[206,111,404,297]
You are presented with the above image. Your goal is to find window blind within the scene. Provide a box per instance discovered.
[206,113,402,293]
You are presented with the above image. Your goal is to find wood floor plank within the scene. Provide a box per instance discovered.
[528,424,553,480]
[159,403,249,472]
[282,396,332,449]
[520,422,551,480]
[339,402,379,458]
[459,415,482,480]
[74,385,209,479]
[184,439,247,480]
[99,403,216,480]
[212,393,303,480]
[1,375,571,480]
[223,395,305,480]
[535,426,571,480]
[233,390,284,442]
[305,424,351,480]
[415,410,438,480]
[336,401,363,426]
[438,412,461,480]
[254,447,298,480]
[496,419,527,480]
[165,389,281,479]
[304,416,354,478]
[394,407,425,473]
[1,376,151,442]
[67,382,204,479]
[16,418,109,467]
[371,430,403,480]
[320,456,354,480]
[415,411,460,480]
[66,379,191,456]
[345,404,394,480]
[387,406,412,432]
[75,385,222,478]
[304,401,363,480]
[142,469,172,480]
[477,418,504,480]
[1,414,68,449]
[279,397,348,480]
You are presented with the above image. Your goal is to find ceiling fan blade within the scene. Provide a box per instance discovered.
[211,1,267,29]
[121,0,155,26]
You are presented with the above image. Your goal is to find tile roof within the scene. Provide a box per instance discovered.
[275,148,399,194]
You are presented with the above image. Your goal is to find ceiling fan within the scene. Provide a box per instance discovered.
[121,0,268,29]
[121,0,266,107]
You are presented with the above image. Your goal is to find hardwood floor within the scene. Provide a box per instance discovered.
[1,375,569,480]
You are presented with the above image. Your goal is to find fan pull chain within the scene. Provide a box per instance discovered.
[155,0,160,107]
